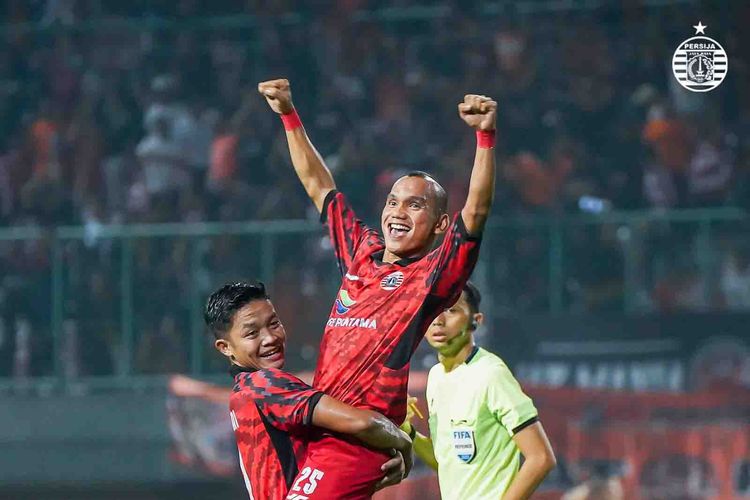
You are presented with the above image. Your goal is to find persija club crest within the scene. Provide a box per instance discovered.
[672,22,727,93]
[380,271,404,291]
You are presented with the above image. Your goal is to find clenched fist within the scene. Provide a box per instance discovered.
[458,94,497,131]
[258,79,294,114]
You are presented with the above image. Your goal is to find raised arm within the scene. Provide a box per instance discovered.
[458,94,497,235]
[312,395,413,479]
[258,79,336,213]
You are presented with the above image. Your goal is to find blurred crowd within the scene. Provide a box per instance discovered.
[1,0,748,226]
[0,0,749,377]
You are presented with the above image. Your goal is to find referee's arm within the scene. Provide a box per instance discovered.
[400,421,439,471]
[503,421,556,500]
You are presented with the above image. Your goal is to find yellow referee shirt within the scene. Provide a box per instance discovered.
[426,346,539,500]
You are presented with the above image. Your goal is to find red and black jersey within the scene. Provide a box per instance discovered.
[313,190,481,424]
[229,365,323,500]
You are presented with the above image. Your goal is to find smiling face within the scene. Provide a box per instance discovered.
[214,299,286,370]
[380,175,449,261]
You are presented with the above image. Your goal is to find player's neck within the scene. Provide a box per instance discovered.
[439,341,475,372]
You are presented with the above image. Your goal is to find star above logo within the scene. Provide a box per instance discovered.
[693,21,707,35]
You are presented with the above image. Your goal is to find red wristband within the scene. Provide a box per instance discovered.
[476,129,496,149]
[280,109,303,131]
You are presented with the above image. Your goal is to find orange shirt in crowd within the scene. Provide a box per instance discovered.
[642,118,693,172]
[513,152,571,208]
[30,119,57,177]
[209,133,238,183]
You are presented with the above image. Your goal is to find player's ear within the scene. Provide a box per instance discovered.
[433,213,450,235]
[214,338,233,359]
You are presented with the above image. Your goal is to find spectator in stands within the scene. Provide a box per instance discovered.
[26,100,62,182]
[67,86,105,209]
[136,115,189,221]
[720,242,750,310]
[642,103,695,208]
[0,133,21,222]
[184,102,216,186]
[686,116,735,207]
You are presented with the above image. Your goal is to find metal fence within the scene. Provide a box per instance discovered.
[0,208,747,388]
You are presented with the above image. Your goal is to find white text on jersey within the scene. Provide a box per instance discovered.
[326,317,378,329]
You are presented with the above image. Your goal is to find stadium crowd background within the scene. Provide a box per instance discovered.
[0,0,748,379]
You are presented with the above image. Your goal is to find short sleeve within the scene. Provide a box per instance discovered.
[485,363,538,435]
[427,214,482,303]
[320,190,378,276]
[244,369,324,433]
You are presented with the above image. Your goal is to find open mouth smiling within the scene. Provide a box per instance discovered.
[387,222,411,238]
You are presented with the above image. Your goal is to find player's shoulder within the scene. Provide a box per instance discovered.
[232,371,260,398]
[255,367,309,387]
[441,212,474,238]
[234,368,307,394]
[424,211,472,257]
[325,190,359,219]
[324,188,345,207]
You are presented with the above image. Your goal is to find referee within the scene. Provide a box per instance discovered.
[402,282,556,500]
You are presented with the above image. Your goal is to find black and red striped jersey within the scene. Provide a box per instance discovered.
[229,366,323,500]
[313,190,481,424]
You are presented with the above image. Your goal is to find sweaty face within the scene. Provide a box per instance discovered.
[381,176,443,259]
[219,299,286,370]
[426,291,474,356]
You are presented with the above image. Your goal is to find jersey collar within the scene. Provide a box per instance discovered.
[441,346,480,373]
[465,346,480,364]
[229,363,258,378]
[372,249,422,267]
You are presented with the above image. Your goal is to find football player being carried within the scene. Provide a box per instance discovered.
[259,78,497,499]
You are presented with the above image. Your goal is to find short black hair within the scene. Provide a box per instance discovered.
[204,281,269,339]
[404,170,448,216]
[462,281,482,315]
